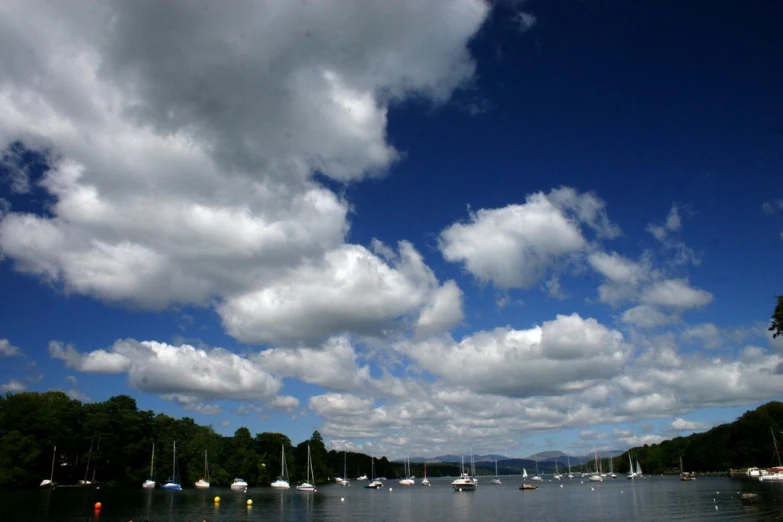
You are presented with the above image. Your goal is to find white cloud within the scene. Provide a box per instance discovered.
[0,379,25,393]
[0,338,21,357]
[396,313,630,397]
[588,252,645,285]
[439,188,619,289]
[617,434,666,447]
[254,335,370,391]
[309,393,376,418]
[49,339,285,404]
[219,241,455,344]
[670,418,709,432]
[48,341,131,373]
[642,279,712,309]
[622,305,679,329]
[681,323,723,349]
[645,204,700,266]
[0,0,489,340]
[415,280,465,335]
[762,199,783,215]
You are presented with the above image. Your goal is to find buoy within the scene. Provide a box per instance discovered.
[94,502,102,510]
[214,496,221,503]
[341,497,344,502]
[247,499,253,506]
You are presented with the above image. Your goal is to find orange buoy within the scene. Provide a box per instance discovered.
[94,502,102,509]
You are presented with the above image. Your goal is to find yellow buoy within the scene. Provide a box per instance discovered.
[94,502,102,509]
[246,499,253,506]
[214,496,221,503]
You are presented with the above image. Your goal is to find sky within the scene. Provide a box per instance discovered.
[0,0,781,460]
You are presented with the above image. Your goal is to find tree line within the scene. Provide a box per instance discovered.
[0,391,461,488]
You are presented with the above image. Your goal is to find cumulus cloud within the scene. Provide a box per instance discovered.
[670,418,709,432]
[49,339,285,404]
[439,188,618,289]
[645,204,700,266]
[622,305,679,329]
[219,241,458,344]
[642,279,713,309]
[396,313,630,397]
[0,338,21,357]
[254,335,370,391]
[0,379,25,393]
[0,0,489,342]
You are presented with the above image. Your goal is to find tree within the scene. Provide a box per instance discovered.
[770,295,783,338]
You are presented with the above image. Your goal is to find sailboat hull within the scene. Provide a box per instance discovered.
[161,482,182,491]
[195,480,210,489]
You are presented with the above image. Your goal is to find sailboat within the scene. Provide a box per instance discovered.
[142,443,156,488]
[40,445,57,488]
[567,454,574,479]
[335,450,350,486]
[626,452,637,479]
[161,442,182,490]
[271,445,290,489]
[399,453,414,485]
[230,477,248,491]
[635,458,643,478]
[451,454,477,491]
[680,456,696,481]
[759,428,783,482]
[609,456,617,478]
[531,453,542,481]
[589,448,603,482]
[296,445,317,492]
[195,450,210,489]
[519,467,538,490]
[365,455,383,489]
[421,462,431,486]
[490,459,502,484]
[553,458,563,480]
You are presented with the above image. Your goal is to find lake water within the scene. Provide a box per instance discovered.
[4,476,783,521]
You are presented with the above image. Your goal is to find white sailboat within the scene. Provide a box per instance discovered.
[553,458,563,480]
[40,445,57,488]
[490,459,502,484]
[531,453,542,481]
[567,454,574,479]
[335,450,350,486]
[421,462,431,486]
[296,445,316,492]
[160,442,182,490]
[589,448,603,482]
[142,443,156,488]
[230,477,248,491]
[451,454,477,491]
[271,445,290,488]
[399,453,415,485]
[626,452,637,479]
[759,428,783,482]
[635,459,643,478]
[195,450,210,489]
[365,455,383,489]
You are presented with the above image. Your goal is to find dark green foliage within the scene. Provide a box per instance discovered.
[770,295,783,338]
[0,392,343,488]
[625,401,783,474]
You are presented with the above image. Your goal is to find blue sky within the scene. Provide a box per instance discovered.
[0,0,781,459]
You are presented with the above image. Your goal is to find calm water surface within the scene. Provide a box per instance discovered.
[4,476,783,522]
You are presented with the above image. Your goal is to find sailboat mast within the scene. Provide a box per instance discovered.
[50,445,56,481]
[151,443,155,476]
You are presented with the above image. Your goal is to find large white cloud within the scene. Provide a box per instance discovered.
[396,313,631,397]
[49,339,287,404]
[218,241,462,344]
[439,188,618,289]
[0,0,487,338]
